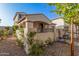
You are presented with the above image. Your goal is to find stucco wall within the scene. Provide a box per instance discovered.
[25,22,56,44]
[34,32,55,44]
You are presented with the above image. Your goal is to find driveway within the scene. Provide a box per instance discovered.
[44,41,79,56]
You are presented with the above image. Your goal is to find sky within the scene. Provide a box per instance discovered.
[0,3,59,26]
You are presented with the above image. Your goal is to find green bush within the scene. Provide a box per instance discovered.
[45,37,52,45]
[27,32,36,45]
[29,42,44,56]
[27,32,44,56]
[12,25,18,35]
[16,39,24,48]
[0,30,4,40]
[13,26,24,48]
[0,29,9,40]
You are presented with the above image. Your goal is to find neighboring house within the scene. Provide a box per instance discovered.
[52,17,66,39]
[13,12,56,54]
[52,17,79,39]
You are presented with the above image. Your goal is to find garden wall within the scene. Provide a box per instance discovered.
[34,32,56,44]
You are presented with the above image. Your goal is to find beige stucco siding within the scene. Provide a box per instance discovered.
[34,32,55,44]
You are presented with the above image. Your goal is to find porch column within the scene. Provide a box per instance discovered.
[24,22,29,54]
[54,26,56,41]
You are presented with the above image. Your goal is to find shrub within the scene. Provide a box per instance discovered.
[0,30,4,40]
[3,30,9,38]
[27,32,44,56]
[29,41,44,56]
[16,28,24,48]
[0,29,9,40]
[45,37,52,45]
[12,25,18,36]
[13,25,24,48]
[16,38,24,48]
[27,32,36,45]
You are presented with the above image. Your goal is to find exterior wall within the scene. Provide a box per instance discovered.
[54,27,57,41]
[24,21,56,43]
[34,32,55,44]
[54,29,59,40]
[58,29,64,38]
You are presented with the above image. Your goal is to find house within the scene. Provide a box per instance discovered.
[13,12,56,54]
[52,17,79,39]
[52,17,67,39]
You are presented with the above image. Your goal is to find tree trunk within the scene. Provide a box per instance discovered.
[76,25,78,41]
[78,26,79,42]
[70,19,74,56]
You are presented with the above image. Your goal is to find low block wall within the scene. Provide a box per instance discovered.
[34,32,55,44]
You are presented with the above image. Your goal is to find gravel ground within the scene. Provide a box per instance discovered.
[0,36,26,56]
[1,36,79,56]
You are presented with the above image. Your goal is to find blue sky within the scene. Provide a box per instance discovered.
[0,3,59,26]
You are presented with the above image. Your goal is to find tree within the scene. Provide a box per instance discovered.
[49,3,79,56]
